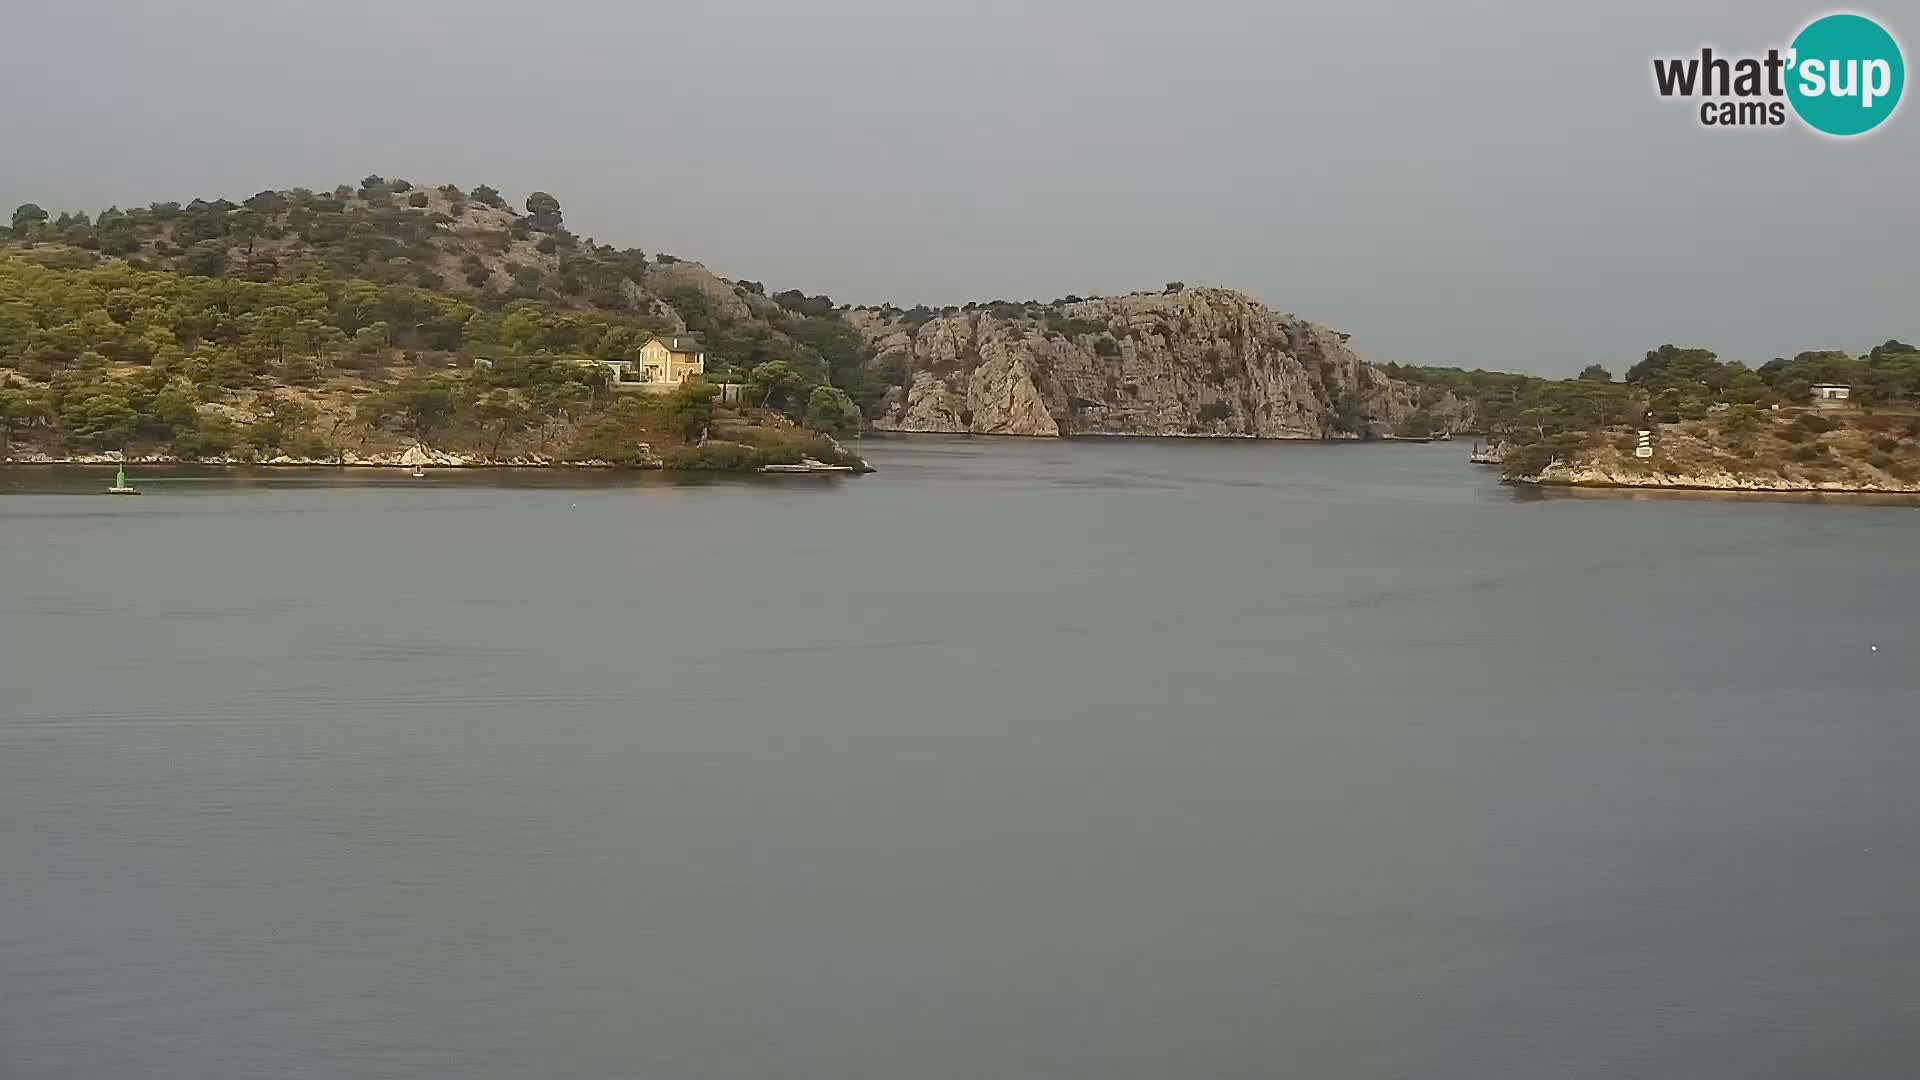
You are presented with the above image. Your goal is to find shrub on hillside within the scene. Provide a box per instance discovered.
[667,441,759,470]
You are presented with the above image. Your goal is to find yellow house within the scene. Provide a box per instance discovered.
[637,336,705,386]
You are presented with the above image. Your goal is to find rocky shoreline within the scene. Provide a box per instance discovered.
[1521,464,1920,495]
[4,441,874,473]
[5,447,638,469]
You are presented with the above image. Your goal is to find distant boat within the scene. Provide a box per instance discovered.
[411,464,426,477]
[1469,441,1506,465]
[106,464,140,495]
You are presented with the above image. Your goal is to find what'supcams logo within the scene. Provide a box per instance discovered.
[1653,12,1904,135]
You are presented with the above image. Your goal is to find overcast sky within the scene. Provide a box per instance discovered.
[2,0,1912,375]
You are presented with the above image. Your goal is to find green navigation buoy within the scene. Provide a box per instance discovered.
[107,464,139,495]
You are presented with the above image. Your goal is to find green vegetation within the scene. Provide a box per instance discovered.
[674,423,857,471]
[1,178,890,468]
[1387,340,1920,480]
[803,385,861,433]
[1565,402,1920,488]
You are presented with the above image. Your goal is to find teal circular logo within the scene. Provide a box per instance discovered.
[1787,13,1905,136]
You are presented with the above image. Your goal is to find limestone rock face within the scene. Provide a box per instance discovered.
[895,372,968,431]
[967,350,1059,437]
[851,288,1462,439]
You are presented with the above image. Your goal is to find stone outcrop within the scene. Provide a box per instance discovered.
[848,287,1463,439]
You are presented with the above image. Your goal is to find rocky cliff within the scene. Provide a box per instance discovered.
[847,288,1464,439]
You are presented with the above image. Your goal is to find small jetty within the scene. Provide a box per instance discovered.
[106,464,140,495]
[763,457,855,475]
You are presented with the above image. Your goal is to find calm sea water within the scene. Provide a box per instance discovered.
[4,440,1918,1080]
